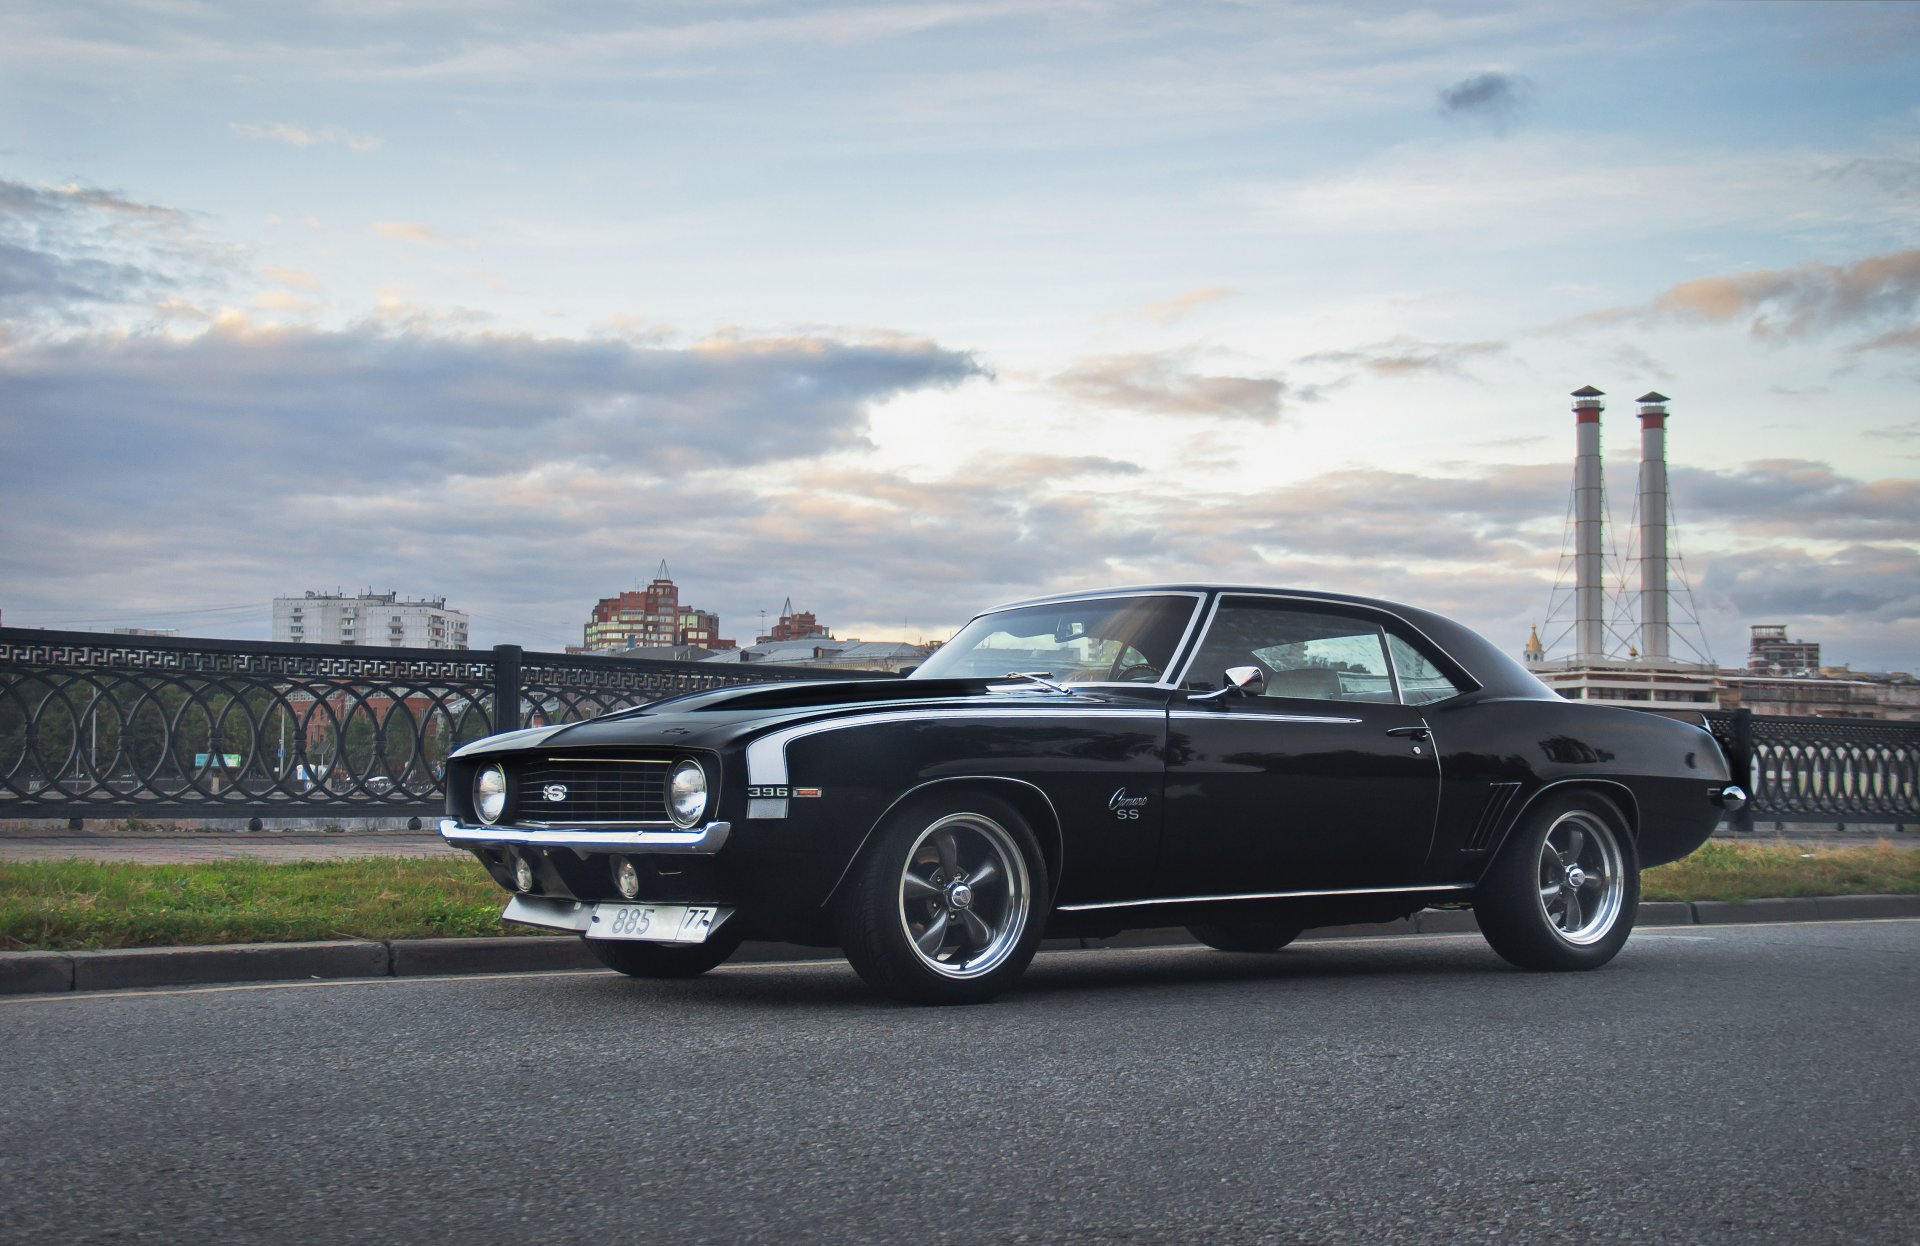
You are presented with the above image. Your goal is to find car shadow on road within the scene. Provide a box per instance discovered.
[551,937,1514,1013]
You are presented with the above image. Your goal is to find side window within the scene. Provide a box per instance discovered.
[1185,601,1395,704]
[1386,633,1467,706]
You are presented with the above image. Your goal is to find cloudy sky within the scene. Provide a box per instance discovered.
[2,1,1917,671]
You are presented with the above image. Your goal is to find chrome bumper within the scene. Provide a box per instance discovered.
[502,894,594,932]
[439,818,733,855]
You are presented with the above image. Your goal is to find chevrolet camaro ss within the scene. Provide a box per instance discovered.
[440,586,1744,1004]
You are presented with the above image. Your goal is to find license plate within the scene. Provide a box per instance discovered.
[586,902,720,944]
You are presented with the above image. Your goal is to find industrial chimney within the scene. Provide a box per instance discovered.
[1570,386,1606,660]
[1636,392,1671,662]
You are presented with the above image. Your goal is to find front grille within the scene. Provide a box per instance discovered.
[512,758,671,827]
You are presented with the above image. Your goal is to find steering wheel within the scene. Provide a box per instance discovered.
[1109,661,1162,683]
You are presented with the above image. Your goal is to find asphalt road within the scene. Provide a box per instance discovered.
[6,923,1916,1245]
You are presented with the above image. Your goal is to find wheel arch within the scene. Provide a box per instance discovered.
[1479,778,1640,880]
[821,775,1065,911]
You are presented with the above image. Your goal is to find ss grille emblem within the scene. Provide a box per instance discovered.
[541,783,569,803]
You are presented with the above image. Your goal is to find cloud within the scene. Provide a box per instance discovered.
[1856,325,1920,353]
[372,221,445,244]
[1865,422,1920,441]
[1136,287,1237,326]
[0,177,219,324]
[0,319,991,644]
[250,290,317,312]
[1670,459,1920,541]
[1049,350,1290,422]
[1296,335,1505,379]
[1698,544,1920,625]
[258,266,322,291]
[0,320,985,488]
[1436,71,1535,131]
[230,121,381,152]
[1652,250,1920,336]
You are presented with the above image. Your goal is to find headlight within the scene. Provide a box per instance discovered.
[474,763,508,824]
[668,759,708,828]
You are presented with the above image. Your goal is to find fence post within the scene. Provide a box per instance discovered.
[492,644,523,734]
[1731,707,1756,834]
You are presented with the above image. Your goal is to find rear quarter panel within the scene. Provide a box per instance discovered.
[1426,697,1730,875]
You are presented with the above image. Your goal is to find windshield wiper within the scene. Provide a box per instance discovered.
[1002,670,1079,696]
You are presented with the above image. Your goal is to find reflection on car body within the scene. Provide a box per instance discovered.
[440,585,1742,1004]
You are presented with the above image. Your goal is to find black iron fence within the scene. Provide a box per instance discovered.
[0,628,889,823]
[1699,709,1919,830]
[3,628,1915,828]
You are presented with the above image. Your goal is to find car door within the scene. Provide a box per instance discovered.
[1157,596,1442,897]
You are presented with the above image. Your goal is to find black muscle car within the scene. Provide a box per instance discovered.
[441,587,1744,1004]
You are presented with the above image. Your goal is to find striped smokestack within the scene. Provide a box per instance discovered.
[1571,386,1606,660]
[1637,391,1671,661]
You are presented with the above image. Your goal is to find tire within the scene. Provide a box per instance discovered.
[585,929,743,979]
[836,793,1049,1005]
[1476,791,1639,971]
[1187,920,1303,953]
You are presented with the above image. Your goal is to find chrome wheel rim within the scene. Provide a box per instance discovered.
[897,813,1031,980]
[1537,810,1626,945]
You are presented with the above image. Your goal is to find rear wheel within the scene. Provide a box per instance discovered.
[585,929,743,978]
[837,794,1049,1005]
[1187,920,1303,953]
[1476,792,1638,971]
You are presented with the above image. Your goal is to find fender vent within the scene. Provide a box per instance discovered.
[1465,782,1523,852]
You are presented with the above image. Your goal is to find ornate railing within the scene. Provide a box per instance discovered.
[1699,709,1920,829]
[0,628,889,823]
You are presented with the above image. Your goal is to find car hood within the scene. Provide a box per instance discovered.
[451,677,1166,758]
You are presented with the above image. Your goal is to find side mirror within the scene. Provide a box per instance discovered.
[1188,665,1266,702]
[1222,666,1266,697]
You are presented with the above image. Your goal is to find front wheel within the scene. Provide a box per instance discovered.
[836,794,1049,1005]
[1476,792,1639,971]
[586,930,743,978]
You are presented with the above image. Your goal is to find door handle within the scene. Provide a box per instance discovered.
[1385,726,1431,741]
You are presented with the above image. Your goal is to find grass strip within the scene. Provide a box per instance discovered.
[0,855,539,951]
[1639,838,1920,903]
[2,840,1917,952]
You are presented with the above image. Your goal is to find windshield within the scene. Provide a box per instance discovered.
[911,594,1199,685]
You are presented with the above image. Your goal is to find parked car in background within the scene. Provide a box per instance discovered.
[441,586,1743,1004]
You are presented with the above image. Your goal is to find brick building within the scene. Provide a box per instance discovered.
[582,566,736,652]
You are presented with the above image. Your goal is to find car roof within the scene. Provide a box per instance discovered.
[980,584,1554,702]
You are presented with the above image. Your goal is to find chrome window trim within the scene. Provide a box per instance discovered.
[1056,881,1472,913]
[1168,710,1363,725]
[440,818,732,854]
[916,590,1207,692]
[745,707,1170,790]
[1170,592,1474,704]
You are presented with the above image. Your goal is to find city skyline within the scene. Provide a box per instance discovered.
[3,2,1917,670]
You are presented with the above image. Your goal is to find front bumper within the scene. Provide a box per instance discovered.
[438,818,733,855]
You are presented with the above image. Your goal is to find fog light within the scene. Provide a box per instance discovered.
[612,856,641,900]
[513,854,536,892]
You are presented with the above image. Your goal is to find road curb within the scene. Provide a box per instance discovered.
[5,897,1916,996]
[67,940,390,992]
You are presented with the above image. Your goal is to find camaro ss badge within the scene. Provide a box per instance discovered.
[1109,788,1149,821]
[541,784,568,803]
